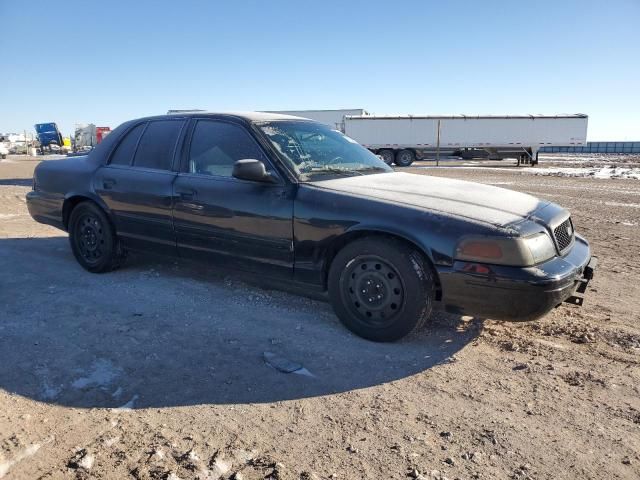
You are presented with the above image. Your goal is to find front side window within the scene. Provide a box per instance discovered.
[257,120,391,180]
[133,120,184,171]
[188,120,266,177]
[109,123,145,165]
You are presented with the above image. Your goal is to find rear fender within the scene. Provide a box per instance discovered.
[63,191,114,230]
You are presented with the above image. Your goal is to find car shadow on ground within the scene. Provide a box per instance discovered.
[0,236,483,409]
[0,178,33,187]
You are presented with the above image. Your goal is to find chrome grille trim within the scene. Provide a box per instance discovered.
[553,217,574,253]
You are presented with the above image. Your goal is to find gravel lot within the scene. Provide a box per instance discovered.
[1,154,639,479]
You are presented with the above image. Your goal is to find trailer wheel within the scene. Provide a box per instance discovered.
[378,149,395,165]
[395,149,415,167]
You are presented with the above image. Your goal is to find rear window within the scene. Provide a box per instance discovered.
[109,123,145,165]
[132,120,184,171]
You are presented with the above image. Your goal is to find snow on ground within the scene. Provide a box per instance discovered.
[418,154,640,179]
[528,166,640,179]
[417,164,640,179]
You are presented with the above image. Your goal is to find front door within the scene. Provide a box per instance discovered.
[172,119,294,277]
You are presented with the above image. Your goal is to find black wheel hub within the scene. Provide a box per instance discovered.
[76,214,105,262]
[344,256,404,327]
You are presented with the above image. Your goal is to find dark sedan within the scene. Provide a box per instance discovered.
[26,112,596,341]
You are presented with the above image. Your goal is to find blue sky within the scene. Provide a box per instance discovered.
[0,0,638,140]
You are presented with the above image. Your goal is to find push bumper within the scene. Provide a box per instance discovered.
[436,234,596,321]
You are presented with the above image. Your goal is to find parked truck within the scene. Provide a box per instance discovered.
[343,114,588,166]
[96,126,111,143]
[34,123,64,154]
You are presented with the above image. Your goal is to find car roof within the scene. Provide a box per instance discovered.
[159,111,310,122]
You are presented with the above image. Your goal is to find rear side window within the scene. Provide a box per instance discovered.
[188,121,266,177]
[109,123,145,165]
[133,120,184,171]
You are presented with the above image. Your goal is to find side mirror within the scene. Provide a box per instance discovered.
[232,159,276,183]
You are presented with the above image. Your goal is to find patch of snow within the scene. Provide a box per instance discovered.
[71,359,120,389]
[605,201,640,209]
[78,453,94,470]
[210,456,232,477]
[114,394,139,411]
[0,443,41,478]
[417,165,640,179]
[532,166,640,179]
[103,436,120,447]
[41,381,61,400]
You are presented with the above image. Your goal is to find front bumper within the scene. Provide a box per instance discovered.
[436,234,596,321]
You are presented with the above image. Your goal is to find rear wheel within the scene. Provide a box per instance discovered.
[395,149,415,167]
[328,237,435,342]
[378,149,395,165]
[68,202,125,273]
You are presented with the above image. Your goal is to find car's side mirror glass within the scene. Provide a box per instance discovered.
[232,159,276,183]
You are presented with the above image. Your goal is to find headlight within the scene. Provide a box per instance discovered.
[523,232,556,264]
[455,232,556,267]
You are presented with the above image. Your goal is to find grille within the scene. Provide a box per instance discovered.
[553,218,574,252]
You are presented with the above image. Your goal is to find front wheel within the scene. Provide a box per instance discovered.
[328,237,435,342]
[68,202,125,273]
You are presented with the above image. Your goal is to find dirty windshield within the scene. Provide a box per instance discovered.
[257,121,391,180]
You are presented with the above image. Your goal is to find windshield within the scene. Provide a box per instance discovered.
[257,121,392,180]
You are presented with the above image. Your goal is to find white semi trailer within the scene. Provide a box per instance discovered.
[343,114,588,166]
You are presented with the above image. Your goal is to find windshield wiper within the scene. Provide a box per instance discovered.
[306,166,366,176]
[352,166,388,173]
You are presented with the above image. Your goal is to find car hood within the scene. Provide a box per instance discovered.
[307,172,549,228]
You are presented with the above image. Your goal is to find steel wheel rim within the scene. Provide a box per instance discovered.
[75,214,105,264]
[342,255,405,328]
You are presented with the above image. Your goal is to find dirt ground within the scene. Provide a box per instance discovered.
[0,154,638,480]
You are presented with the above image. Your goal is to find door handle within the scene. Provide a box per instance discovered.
[103,178,116,189]
[176,189,196,200]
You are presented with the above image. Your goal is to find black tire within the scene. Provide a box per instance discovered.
[68,201,125,273]
[328,237,435,342]
[394,149,415,167]
[378,149,395,165]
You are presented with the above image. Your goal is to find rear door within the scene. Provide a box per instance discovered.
[172,119,294,277]
[94,119,186,255]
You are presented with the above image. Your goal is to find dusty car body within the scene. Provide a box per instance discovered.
[26,112,596,341]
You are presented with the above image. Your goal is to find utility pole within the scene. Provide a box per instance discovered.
[436,119,441,167]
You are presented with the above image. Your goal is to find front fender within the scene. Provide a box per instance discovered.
[343,223,437,264]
